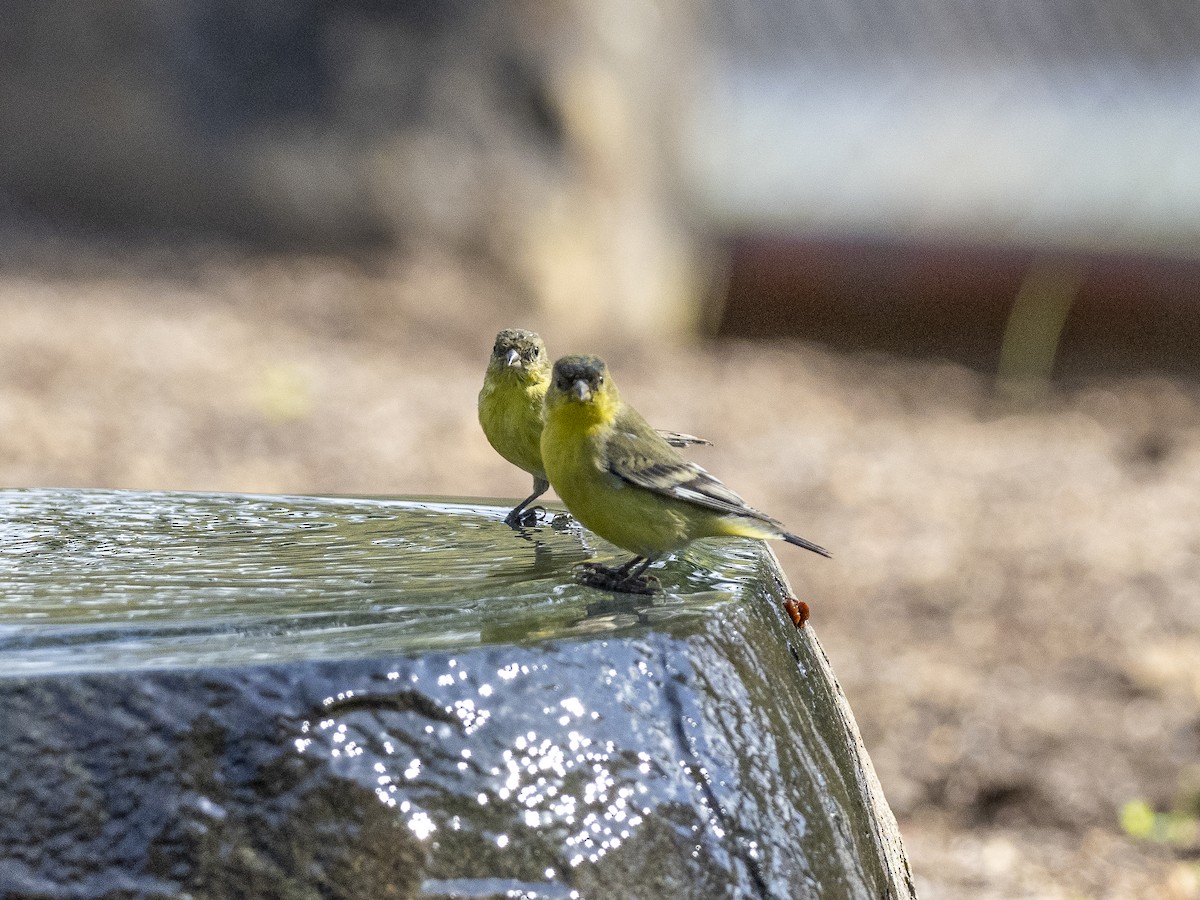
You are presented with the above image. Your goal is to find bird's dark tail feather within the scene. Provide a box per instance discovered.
[783,532,832,558]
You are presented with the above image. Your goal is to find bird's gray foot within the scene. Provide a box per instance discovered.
[573,562,660,595]
[504,505,546,528]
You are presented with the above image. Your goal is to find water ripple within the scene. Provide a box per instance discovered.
[0,489,749,673]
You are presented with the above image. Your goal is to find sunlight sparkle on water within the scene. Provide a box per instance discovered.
[408,811,436,840]
[293,653,673,870]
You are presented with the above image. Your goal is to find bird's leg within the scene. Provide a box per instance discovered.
[504,477,550,528]
[630,557,655,578]
[615,556,646,575]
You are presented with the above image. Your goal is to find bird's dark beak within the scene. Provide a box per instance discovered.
[505,348,521,367]
[571,379,592,402]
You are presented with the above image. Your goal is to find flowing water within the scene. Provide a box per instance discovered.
[0,489,912,899]
[0,488,745,674]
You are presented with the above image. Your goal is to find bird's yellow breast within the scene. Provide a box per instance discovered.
[541,405,698,558]
[478,374,547,479]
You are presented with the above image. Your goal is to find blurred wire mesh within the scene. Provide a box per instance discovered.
[4,0,1200,374]
[682,0,1200,376]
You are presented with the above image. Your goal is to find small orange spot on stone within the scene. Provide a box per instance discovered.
[784,598,810,629]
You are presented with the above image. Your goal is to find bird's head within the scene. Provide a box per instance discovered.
[546,355,619,420]
[488,329,549,382]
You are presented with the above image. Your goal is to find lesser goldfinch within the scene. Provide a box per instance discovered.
[479,330,709,526]
[540,354,829,593]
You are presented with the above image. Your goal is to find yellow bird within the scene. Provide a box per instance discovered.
[540,354,829,592]
[479,330,709,526]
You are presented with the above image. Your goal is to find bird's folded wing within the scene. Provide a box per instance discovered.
[606,416,765,520]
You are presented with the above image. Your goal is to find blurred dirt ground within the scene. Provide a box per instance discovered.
[2,248,1199,899]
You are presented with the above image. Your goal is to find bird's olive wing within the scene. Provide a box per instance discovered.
[605,412,755,518]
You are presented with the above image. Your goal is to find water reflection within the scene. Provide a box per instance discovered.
[0,489,743,673]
